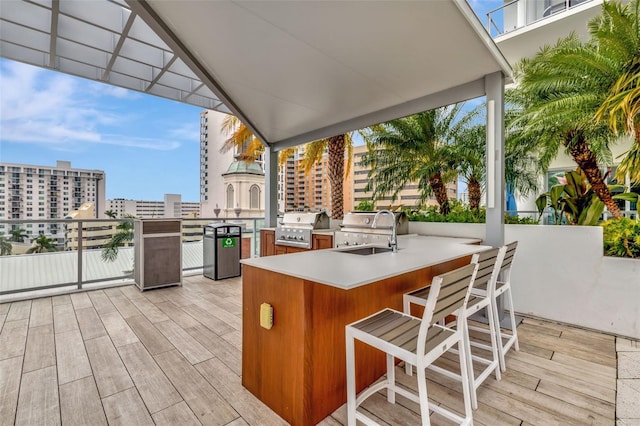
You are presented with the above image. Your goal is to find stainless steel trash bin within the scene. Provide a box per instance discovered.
[203,223,242,280]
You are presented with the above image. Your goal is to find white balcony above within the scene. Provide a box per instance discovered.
[488,0,605,65]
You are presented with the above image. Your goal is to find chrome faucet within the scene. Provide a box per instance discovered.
[372,210,397,253]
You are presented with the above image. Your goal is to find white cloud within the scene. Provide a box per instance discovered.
[0,60,179,151]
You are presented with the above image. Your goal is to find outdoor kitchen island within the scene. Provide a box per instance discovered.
[241,235,487,425]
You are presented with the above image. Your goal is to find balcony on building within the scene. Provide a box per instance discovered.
[487,0,603,64]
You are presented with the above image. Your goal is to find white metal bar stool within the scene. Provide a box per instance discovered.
[346,263,478,426]
[492,241,520,371]
[403,247,504,410]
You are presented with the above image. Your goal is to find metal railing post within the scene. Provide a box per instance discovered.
[77,220,83,289]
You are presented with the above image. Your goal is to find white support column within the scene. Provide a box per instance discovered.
[485,72,505,247]
[264,145,278,227]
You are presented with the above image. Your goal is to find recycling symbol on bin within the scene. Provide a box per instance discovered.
[222,237,235,248]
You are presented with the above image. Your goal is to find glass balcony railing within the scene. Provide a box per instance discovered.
[487,0,593,38]
[0,217,267,300]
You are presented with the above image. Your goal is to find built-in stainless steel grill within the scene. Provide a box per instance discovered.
[334,211,408,248]
[275,212,330,249]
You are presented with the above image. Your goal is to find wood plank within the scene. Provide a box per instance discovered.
[103,287,125,298]
[28,297,52,328]
[99,310,139,347]
[125,315,174,355]
[201,293,243,316]
[0,356,23,426]
[142,289,169,304]
[196,357,287,426]
[511,350,616,390]
[185,324,242,375]
[108,295,143,319]
[75,307,107,341]
[116,342,182,414]
[23,323,55,373]
[70,292,93,311]
[0,319,29,360]
[483,372,612,425]
[181,304,235,335]
[51,294,71,306]
[154,349,238,425]
[156,319,213,364]
[118,285,146,300]
[221,329,242,351]
[0,303,9,315]
[192,298,242,330]
[506,356,616,403]
[551,351,617,380]
[59,376,107,426]
[129,297,170,323]
[0,314,5,334]
[102,388,154,426]
[536,380,615,419]
[15,365,60,426]
[517,328,616,368]
[6,300,31,321]
[87,290,117,315]
[152,401,201,426]
[155,301,201,329]
[84,335,134,398]
[55,329,92,385]
[560,327,616,348]
[53,303,79,334]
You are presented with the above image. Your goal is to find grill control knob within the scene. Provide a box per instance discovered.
[343,241,349,246]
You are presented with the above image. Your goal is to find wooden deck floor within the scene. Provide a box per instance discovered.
[0,274,620,425]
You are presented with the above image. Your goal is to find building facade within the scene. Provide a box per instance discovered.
[107,194,199,219]
[0,160,105,239]
[350,145,458,211]
[64,203,119,251]
[279,146,353,215]
[199,110,236,217]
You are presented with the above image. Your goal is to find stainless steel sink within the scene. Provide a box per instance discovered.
[337,246,394,255]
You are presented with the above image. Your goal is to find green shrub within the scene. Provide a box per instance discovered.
[601,218,640,258]
[405,200,538,225]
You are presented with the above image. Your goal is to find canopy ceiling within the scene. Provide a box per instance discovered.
[1,0,511,150]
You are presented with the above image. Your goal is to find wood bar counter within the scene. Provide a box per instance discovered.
[241,236,485,425]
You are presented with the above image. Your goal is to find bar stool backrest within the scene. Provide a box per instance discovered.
[499,241,518,280]
[471,247,505,295]
[417,263,478,356]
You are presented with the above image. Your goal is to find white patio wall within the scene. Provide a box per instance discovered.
[408,222,640,339]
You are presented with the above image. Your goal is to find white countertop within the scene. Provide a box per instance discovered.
[242,235,490,290]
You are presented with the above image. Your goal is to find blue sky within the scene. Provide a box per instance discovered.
[0,0,502,203]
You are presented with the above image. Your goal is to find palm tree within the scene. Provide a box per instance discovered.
[26,235,57,254]
[104,210,117,219]
[452,124,485,210]
[221,115,354,219]
[592,0,640,182]
[101,214,135,262]
[361,105,469,215]
[9,228,28,243]
[0,236,12,256]
[298,134,354,219]
[514,33,623,218]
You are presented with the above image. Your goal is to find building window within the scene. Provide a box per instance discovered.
[226,185,234,209]
[249,185,261,210]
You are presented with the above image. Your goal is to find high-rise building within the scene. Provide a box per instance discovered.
[64,203,119,251]
[279,146,353,215]
[107,194,199,218]
[350,145,457,211]
[0,160,105,239]
[199,110,236,217]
